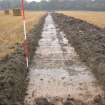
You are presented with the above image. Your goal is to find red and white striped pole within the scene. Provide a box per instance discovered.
[21,0,29,68]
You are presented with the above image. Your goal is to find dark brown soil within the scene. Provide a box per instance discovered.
[1,12,105,105]
[25,13,105,105]
[52,13,105,89]
[52,13,105,104]
[33,95,105,105]
[0,15,46,105]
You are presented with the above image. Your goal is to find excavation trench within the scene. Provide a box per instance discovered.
[25,14,103,104]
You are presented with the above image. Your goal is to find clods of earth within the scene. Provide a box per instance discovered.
[0,13,105,105]
[0,15,45,105]
[24,14,105,105]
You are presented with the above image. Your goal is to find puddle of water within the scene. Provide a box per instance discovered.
[25,14,103,105]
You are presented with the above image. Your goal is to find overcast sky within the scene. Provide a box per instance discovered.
[27,0,42,2]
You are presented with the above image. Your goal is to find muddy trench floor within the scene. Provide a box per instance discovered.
[24,14,104,105]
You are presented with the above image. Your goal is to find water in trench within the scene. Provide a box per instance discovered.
[25,14,103,105]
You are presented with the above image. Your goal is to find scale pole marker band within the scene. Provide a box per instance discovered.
[21,0,29,67]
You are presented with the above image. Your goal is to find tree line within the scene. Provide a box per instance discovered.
[0,0,105,11]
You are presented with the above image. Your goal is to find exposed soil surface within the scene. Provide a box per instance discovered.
[0,15,45,105]
[0,13,105,105]
[24,14,104,105]
[52,13,105,88]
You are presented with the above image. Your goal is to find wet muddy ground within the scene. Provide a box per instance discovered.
[25,14,104,105]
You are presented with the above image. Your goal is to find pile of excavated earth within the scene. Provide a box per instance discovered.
[0,15,46,105]
[0,13,105,105]
[52,13,105,88]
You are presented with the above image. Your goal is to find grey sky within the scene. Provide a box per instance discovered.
[27,0,42,2]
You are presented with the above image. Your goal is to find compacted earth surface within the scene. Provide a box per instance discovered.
[24,14,105,105]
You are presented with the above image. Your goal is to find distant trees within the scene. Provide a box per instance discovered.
[32,0,105,11]
[0,0,105,11]
[0,0,27,9]
[0,0,20,9]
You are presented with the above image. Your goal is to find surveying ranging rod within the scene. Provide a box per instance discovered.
[21,0,29,68]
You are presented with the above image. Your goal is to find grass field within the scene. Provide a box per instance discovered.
[60,11,105,28]
[0,11,45,59]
